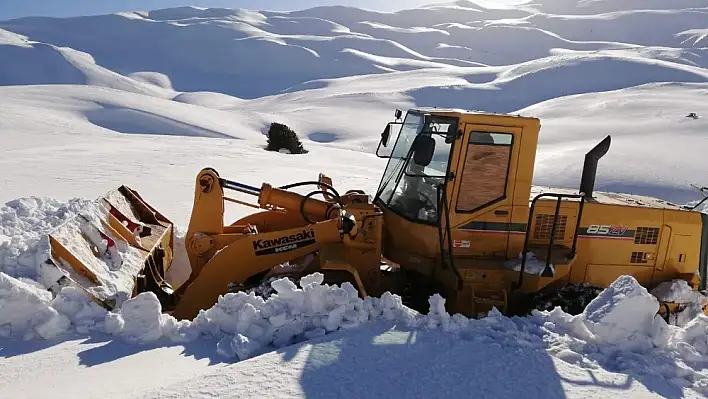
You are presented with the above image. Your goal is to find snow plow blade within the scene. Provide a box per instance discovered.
[43,186,175,310]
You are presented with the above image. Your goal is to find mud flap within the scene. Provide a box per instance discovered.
[42,186,175,310]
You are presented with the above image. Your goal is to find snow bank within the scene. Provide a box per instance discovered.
[670,315,708,366]
[581,275,662,348]
[185,274,417,360]
[0,195,418,354]
[0,197,91,279]
[526,276,708,394]
[0,195,173,341]
[0,272,69,340]
[0,195,148,305]
[651,279,708,326]
[1,196,708,394]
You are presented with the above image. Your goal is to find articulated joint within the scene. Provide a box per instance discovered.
[198,171,218,194]
[189,232,215,255]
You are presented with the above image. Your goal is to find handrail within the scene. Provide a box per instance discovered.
[437,184,464,290]
[516,192,586,289]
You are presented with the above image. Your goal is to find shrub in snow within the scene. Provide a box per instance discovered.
[265,122,307,154]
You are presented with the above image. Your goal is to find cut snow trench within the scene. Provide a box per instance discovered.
[1,195,708,395]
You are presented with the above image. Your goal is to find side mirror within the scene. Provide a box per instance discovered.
[445,128,460,144]
[376,122,402,159]
[394,109,402,119]
[412,135,435,167]
[381,124,391,147]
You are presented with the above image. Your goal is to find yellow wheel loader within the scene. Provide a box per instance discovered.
[42,108,708,322]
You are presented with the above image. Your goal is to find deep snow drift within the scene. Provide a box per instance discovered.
[141,279,708,399]
[1,193,708,398]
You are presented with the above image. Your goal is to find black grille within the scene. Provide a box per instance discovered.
[533,214,567,240]
[631,252,648,264]
[635,227,659,245]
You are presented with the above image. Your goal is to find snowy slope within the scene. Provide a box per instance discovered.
[0,0,706,201]
[0,82,706,217]
[1,2,705,100]
[1,1,708,398]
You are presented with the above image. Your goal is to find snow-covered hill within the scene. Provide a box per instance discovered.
[1,1,708,398]
[1,0,706,100]
[0,0,706,202]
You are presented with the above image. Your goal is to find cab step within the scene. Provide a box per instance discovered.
[471,284,508,316]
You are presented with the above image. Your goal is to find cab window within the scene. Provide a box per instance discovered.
[456,132,514,212]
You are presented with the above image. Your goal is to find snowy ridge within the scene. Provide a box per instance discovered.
[0,1,705,101]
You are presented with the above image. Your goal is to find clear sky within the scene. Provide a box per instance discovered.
[0,0,473,20]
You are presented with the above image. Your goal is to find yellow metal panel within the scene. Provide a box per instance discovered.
[572,202,664,268]
[584,264,656,287]
[666,235,698,275]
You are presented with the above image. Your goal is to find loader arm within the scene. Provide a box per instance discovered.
[180,168,342,285]
[170,216,350,320]
[170,167,360,320]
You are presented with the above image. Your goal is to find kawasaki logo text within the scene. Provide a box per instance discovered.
[253,229,316,256]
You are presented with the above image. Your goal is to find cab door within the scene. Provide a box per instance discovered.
[446,125,521,258]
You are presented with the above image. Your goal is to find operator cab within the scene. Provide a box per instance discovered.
[374,109,459,225]
[372,107,541,272]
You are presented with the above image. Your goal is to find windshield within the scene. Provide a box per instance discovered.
[374,111,458,224]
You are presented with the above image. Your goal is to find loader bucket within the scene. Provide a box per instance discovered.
[42,186,175,310]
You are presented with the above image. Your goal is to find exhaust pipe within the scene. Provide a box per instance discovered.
[579,135,611,198]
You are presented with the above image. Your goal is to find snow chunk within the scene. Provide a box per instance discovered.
[0,197,91,280]
[114,292,173,344]
[652,279,701,303]
[651,279,708,326]
[50,286,109,334]
[581,275,662,348]
[216,333,263,360]
[299,272,324,288]
[0,272,68,340]
[670,314,708,364]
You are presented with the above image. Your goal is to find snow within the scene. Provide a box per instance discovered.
[652,280,708,327]
[0,249,419,365]
[0,196,148,307]
[136,276,708,399]
[581,275,663,347]
[504,251,554,276]
[0,272,67,340]
[0,197,90,279]
[1,0,708,398]
[0,202,418,354]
